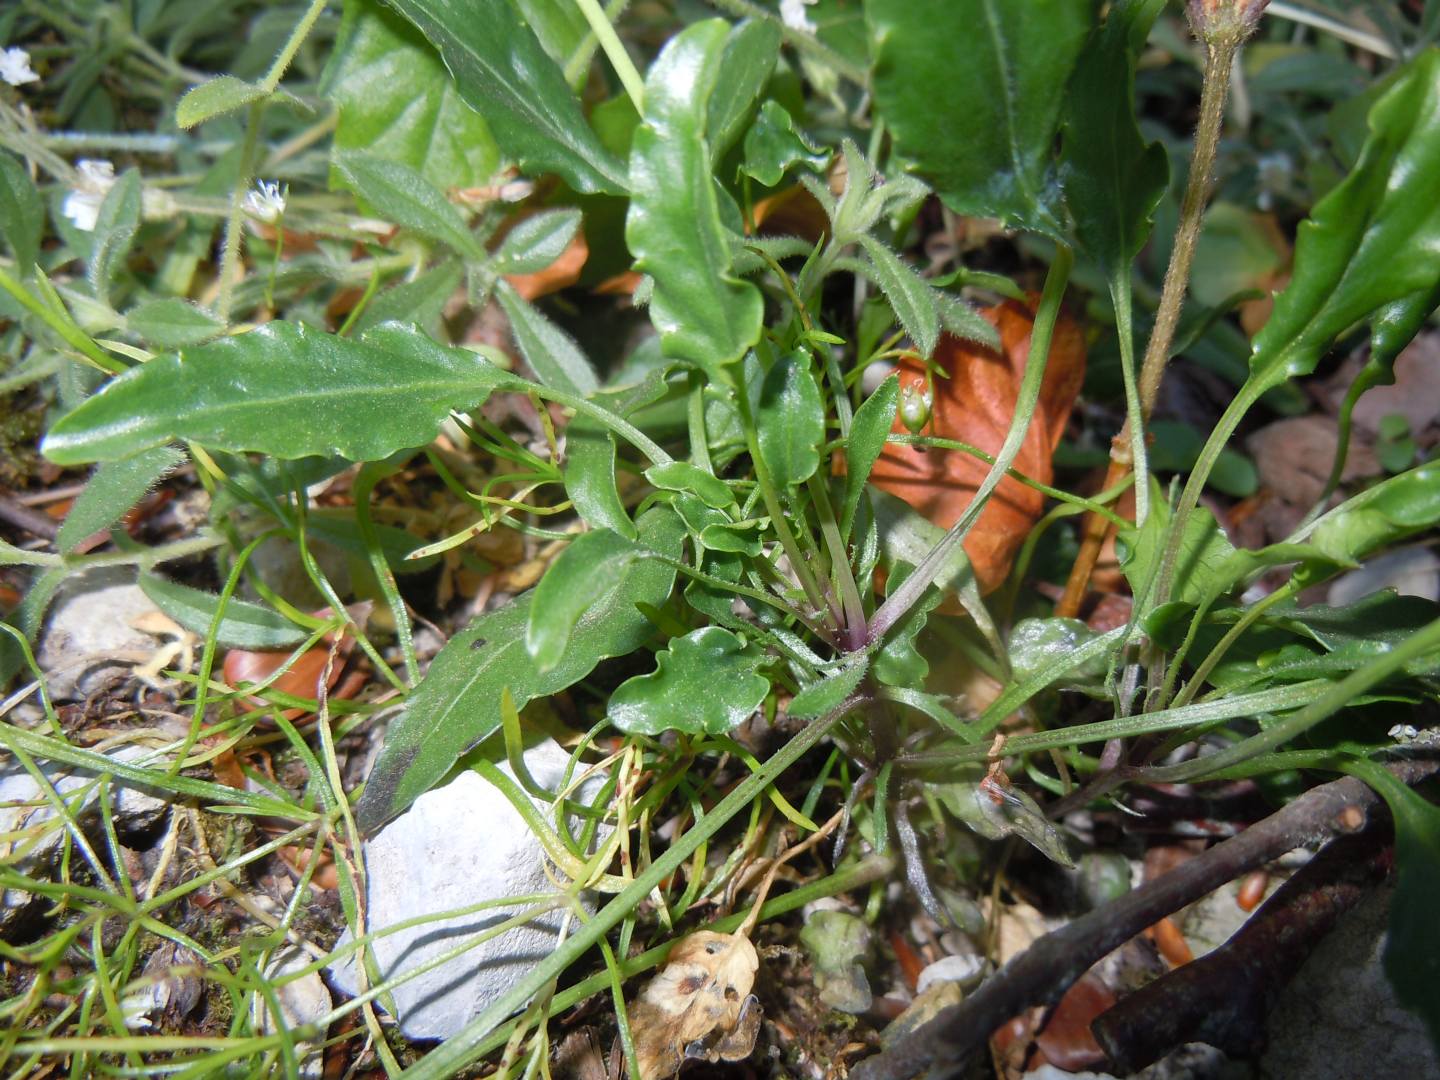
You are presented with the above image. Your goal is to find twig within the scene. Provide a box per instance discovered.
[0,493,59,540]
[1092,826,1392,1071]
[847,758,1439,1080]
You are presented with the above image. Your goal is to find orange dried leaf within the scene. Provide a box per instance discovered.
[869,298,1086,593]
[503,228,589,301]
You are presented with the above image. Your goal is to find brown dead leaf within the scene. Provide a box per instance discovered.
[628,931,761,1079]
[503,227,589,301]
[868,298,1086,593]
[221,604,369,721]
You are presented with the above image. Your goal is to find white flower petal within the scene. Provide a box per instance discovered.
[0,47,39,87]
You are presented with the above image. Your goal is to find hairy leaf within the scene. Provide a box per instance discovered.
[0,152,43,274]
[43,322,518,465]
[335,151,484,258]
[626,19,763,374]
[788,656,868,719]
[857,235,939,360]
[125,299,226,349]
[494,280,599,395]
[138,572,308,649]
[176,75,265,129]
[56,446,186,553]
[607,626,769,736]
[355,506,683,830]
[866,0,1094,237]
[382,0,626,194]
[842,374,899,544]
[491,208,582,275]
[754,351,824,486]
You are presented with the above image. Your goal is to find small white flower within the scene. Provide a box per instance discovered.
[242,179,287,223]
[779,0,818,33]
[0,46,39,87]
[61,159,116,232]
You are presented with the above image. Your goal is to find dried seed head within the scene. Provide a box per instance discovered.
[1187,0,1270,44]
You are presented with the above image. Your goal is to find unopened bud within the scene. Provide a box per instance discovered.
[1187,0,1269,43]
[898,381,933,435]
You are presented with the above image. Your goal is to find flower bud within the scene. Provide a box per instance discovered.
[1187,0,1270,44]
[898,380,933,435]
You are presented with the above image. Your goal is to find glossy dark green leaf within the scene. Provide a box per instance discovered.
[43,322,519,465]
[1298,465,1440,582]
[1059,0,1168,276]
[383,0,626,194]
[125,299,225,349]
[842,375,898,544]
[697,520,763,556]
[871,565,940,689]
[138,572,308,649]
[1249,50,1440,391]
[56,446,186,553]
[788,656,868,719]
[607,626,769,736]
[512,0,589,65]
[335,151,484,258]
[707,18,782,159]
[856,235,939,359]
[323,0,499,191]
[0,152,43,274]
[645,460,734,509]
[755,351,825,486]
[563,371,674,539]
[490,208,582,274]
[527,528,640,673]
[740,101,829,187]
[866,0,1094,237]
[355,506,683,830]
[175,74,266,129]
[494,279,599,395]
[626,19,763,374]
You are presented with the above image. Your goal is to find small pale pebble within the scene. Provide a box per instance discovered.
[916,953,985,994]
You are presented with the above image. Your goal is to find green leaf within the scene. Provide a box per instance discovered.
[526,528,640,673]
[0,152,43,274]
[856,234,940,359]
[322,0,498,191]
[934,768,1075,866]
[383,0,626,194]
[90,169,142,304]
[511,0,589,65]
[563,372,675,539]
[490,208,582,274]
[1118,487,1236,608]
[626,19,763,374]
[1059,0,1168,276]
[707,18,782,160]
[866,0,1094,237]
[56,446,186,553]
[355,506,683,831]
[175,74,266,129]
[1149,419,1257,498]
[125,299,226,349]
[138,573,308,649]
[354,260,463,337]
[1009,617,1107,686]
[1249,50,1440,391]
[307,508,439,574]
[740,101,829,187]
[788,656,869,719]
[334,151,483,258]
[754,350,824,486]
[43,322,518,465]
[871,569,940,689]
[606,626,769,736]
[645,460,734,509]
[842,375,899,544]
[1298,464,1440,582]
[494,280,599,395]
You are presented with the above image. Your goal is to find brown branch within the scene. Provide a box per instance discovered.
[1092,826,1392,1071]
[848,760,1438,1080]
[0,492,59,541]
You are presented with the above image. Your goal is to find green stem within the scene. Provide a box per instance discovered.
[1111,271,1151,524]
[574,0,645,112]
[400,702,854,1080]
[1136,615,1440,785]
[700,0,868,87]
[807,473,867,647]
[0,267,125,374]
[1170,578,1301,709]
[216,100,264,324]
[261,0,331,91]
[867,243,1073,644]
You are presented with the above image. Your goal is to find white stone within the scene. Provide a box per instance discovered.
[915,953,985,995]
[0,744,169,927]
[1327,547,1440,607]
[258,947,331,1079]
[35,568,162,701]
[328,740,608,1040]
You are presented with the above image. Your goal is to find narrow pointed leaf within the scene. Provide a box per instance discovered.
[842,374,899,543]
[138,573,308,649]
[56,447,186,553]
[382,0,626,194]
[707,18,782,159]
[494,280,599,394]
[490,208,582,275]
[335,151,484,258]
[43,322,519,465]
[176,75,266,129]
[0,152,43,274]
[857,234,939,359]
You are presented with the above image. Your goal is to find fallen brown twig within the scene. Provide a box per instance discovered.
[848,759,1437,1080]
[1092,825,1392,1071]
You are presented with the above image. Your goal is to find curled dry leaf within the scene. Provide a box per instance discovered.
[868,298,1086,593]
[628,930,762,1079]
[221,604,368,720]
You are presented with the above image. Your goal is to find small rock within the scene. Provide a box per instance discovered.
[879,981,963,1050]
[327,740,608,1040]
[915,953,985,995]
[0,745,170,931]
[36,568,161,700]
[799,908,873,1013]
[258,947,330,1079]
